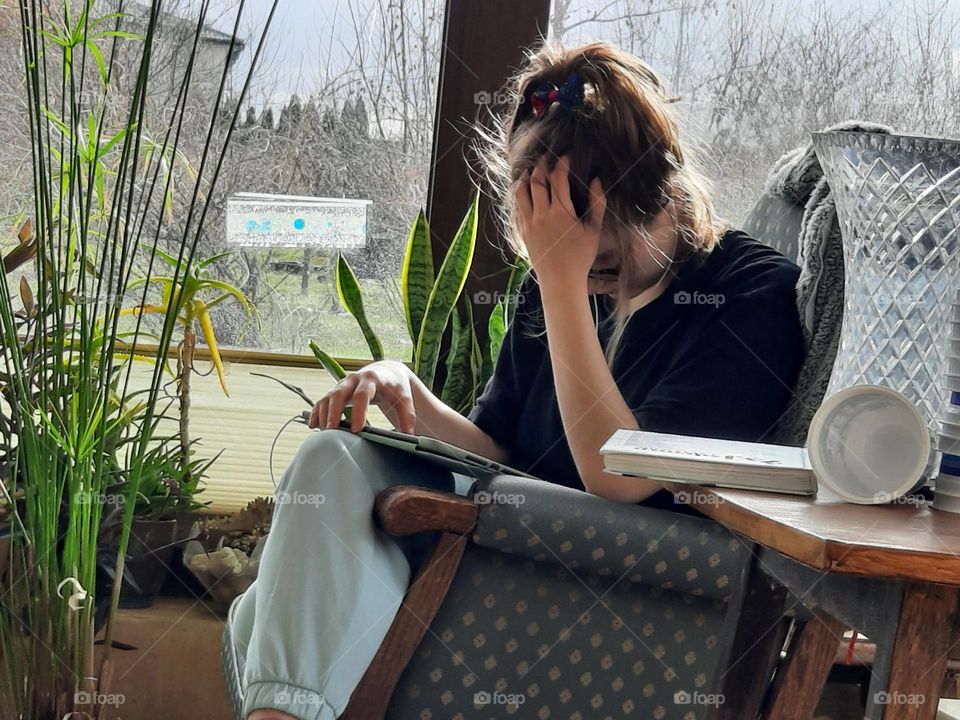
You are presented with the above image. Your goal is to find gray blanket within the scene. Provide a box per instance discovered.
[772,121,892,445]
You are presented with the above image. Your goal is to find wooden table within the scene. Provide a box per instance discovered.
[665,483,960,720]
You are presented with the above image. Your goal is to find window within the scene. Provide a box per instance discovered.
[549,0,960,225]
[197,0,445,361]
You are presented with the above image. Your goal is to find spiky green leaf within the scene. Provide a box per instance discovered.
[414,191,479,389]
[400,209,434,349]
[335,253,384,361]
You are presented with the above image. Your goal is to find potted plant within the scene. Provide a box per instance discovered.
[0,1,274,716]
[309,194,527,412]
[98,439,213,609]
[123,250,256,476]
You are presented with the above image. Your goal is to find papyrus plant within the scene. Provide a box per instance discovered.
[0,0,275,717]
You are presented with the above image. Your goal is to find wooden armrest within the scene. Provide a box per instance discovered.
[375,485,478,536]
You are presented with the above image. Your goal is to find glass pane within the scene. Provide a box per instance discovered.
[0,1,442,360]
[548,0,960,226]
[208,0,443,359]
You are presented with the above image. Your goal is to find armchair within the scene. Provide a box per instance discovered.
[336,475,789,720]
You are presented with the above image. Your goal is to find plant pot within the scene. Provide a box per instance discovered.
[118,518,179,609]
[812,130,960,427]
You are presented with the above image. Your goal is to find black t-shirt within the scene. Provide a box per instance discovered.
[468,229,805,490]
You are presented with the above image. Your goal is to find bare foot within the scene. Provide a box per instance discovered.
[247,711,297,720]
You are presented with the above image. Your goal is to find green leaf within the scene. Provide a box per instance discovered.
[414,191,479,390]
[505,260,529,326]
[399,209,433,350]
[440,300,474,411]
[335,253,384,361]
[86,39,107,84]
[308,342,352,424]
[309,341,347,381]
[486,299,506,378]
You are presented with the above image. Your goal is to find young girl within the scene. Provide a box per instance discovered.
[229,42,804,720]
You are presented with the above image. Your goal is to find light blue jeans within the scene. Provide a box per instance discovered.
[225,429,466,720]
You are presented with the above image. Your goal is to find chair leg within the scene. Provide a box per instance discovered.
[341,531,468,720]
[763,613,847,720]
[713,555,790,720]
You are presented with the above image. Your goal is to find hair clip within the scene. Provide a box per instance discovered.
[529,73,585,119]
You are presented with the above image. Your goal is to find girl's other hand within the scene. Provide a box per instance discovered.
[309,360,417,434]
[514,155,606,290]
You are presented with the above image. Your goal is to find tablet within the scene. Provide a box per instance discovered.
[298,412,536,479]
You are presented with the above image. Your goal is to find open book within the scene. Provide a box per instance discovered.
[600,429,816,495]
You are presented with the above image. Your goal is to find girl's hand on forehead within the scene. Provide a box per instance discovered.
[515,154,606,291]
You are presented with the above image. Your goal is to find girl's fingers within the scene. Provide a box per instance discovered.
[325,375,357,429]
[309,399,324,429]
[514,170,533,222]
[549,156,576,218]
[528,159,551,211]
[393,396,417,434]
[587,177,607,230]
[349,378,376,432]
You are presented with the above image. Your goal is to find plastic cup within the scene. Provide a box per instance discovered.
[936,471,960,495]
[807,385,932,504]
[933,489,960,513]
[941,435,960,456]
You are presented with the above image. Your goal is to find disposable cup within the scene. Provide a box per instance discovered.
[807,385,931,504]
[933,490,960,514]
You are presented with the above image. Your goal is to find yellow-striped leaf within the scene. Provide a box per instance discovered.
[415,191,479,390]
[400,209,433,350]
[335,253,384,361]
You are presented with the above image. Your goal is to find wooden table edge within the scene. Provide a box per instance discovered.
[662,483,960,587]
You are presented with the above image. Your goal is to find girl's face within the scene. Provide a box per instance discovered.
[587,208,677,298]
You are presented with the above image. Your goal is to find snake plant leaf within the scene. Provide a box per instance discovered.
[441,301,474,410]
[414,190,479,390]
[485,299,506,379]
[308,341,352,423]
[335,253,384,361]
[504,261,529,327]
[400,209,433,349]
[196,301,228,396]
[309,341,347,381]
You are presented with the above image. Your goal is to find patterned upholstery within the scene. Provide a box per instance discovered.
[386,476,752,719]
[472,475,744,603]
[741,192,805,263]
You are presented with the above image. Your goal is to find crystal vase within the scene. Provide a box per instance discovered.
[812,130,960,428]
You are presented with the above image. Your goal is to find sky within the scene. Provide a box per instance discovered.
[196,0,955,106]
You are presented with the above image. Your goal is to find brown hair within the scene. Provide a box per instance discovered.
[479,41,726,365]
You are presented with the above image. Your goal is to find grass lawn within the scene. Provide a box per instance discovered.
[258,265,413,362]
